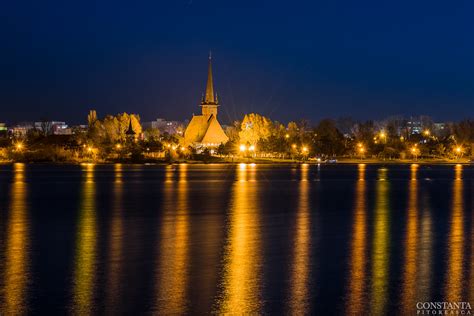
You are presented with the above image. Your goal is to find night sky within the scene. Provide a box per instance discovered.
[1,0,473,125]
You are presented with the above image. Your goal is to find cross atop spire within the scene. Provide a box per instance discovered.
[204,52,216,104]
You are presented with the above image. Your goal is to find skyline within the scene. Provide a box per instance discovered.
[1,0,473,124]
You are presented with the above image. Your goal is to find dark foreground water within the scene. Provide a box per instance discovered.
[0,163,473,315]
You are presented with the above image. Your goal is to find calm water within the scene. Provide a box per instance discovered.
[0,163,473,315]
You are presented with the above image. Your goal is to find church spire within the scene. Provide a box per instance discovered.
[204,52,215,104]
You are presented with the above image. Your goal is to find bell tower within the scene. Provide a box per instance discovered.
[201,52,219,118]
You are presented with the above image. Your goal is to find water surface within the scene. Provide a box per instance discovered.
[0,163,473,314]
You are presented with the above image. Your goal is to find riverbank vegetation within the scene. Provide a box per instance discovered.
[1,111,473,163]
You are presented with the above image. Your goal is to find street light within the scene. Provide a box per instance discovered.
[249,145,255,152]
[115,143,122,150]
[239,144,246,152]
[285,134,290,139]
[423,130,430,136]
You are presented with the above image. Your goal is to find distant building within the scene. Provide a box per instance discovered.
[406,119,423,135]
[433,122,446,136]
[34,121,72,135]
[142,118,186,135]
[183,54,229,147]
[10,122,34,137]
[0,123,7,137]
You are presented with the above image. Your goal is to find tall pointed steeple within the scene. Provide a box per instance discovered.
[204,51,216,104]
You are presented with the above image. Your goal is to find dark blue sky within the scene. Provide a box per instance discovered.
[1,0,473,125]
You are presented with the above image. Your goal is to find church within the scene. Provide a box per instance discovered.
[183,54,229,148]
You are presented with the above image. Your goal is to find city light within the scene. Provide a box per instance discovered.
[285,133,290,139]
[15,142,24,151]
[115,144,121,150]
[423,130,430,136]
[249,145,255,152]
[239,144,246,152]
[292,144,297,149]
[302,146,308,153]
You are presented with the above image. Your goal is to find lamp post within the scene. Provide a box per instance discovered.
[455,146,462,159]
[411,146,419,161]
[302,146,309,161]
[357,143,365,160]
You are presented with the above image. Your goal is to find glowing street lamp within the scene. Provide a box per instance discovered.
[15,142,24,151]
[411,145,419,160]
[302,146,308,153]
[249,145,255,152]
[285,133,290,139]
[239,144,247,152]
[454,146,463,159]
[292,144,297,150]
[115,143,122,150]
[423,130,431,137]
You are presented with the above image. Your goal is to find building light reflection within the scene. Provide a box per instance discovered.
[155,163,189,314]
[104,164,125,313]
[346,164,367,315]
[401,164,418,313]
[71,163,97,314]
[445,164,464,301]
[288,163,311,314]
[1,163,29,315]
[370,168,390,316]
[216,163,261,313]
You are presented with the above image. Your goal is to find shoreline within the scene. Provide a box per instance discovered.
[0,157,471,165]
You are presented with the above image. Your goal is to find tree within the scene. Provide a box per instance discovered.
[88,110,97,127]
[313,119,345,156]
[239,113,273,145]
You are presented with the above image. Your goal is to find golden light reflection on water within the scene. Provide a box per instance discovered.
[346,164,367,315]
[216,163,261,314]
[288,163,311,315]
[401,164,418,312]
[417,193,432,301]
[155,164,189,314]
[1,163,29,315]
[71,163,97,314]
[471,182,474,304]
[370,168,390,316]
[105,164,124,312]
[445,164,464,301]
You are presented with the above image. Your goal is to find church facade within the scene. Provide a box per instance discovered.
[183,55,229,148]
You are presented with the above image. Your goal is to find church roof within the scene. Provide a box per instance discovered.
[126,118,136,135]
[184,114,228,146]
